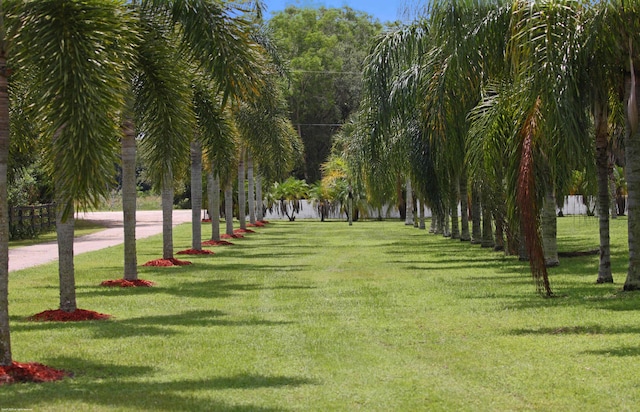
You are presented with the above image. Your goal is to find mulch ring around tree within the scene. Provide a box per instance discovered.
[176,249,214,255]
[28,309,112,322]
[221,233,244,239]
[0,361,70,385]
[234,228,255,234]
[248,220,268,227]
[100,279,156,287]
[142,258,192,267]
[202,240,234,246]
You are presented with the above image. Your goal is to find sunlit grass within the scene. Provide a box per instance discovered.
[2,216,638,411]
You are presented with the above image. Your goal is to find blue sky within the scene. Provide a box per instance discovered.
[263,0,417,23]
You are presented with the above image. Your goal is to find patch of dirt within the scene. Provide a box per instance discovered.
[100,279,155,287]
[221,233,244,239]
[202,240,234,246]
[142,258,192,267]
[29,309,111,322]
[0,361,70,385]
[177,249,214,255]
[234,228,255,234]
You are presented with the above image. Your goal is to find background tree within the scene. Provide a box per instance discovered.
[268,6,384,182]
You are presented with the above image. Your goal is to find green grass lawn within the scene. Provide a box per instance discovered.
[1,216,638,411]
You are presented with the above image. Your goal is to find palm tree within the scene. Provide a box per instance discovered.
[121,116,138,281]
[13,0,131,310]
[135,0,263,261]
[0,0,11,366]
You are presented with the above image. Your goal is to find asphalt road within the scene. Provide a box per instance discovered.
[9,210,193,272]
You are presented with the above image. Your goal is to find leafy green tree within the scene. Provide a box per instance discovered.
[268,6,384,182]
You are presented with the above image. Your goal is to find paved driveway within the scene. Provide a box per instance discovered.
[9,210,193,272]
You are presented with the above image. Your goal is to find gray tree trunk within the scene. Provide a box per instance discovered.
[191,141,202,250]
[418,199,426,230]
[471,185,482,244]
[256,173,264,221]
[238,150,246,230]
[443,208,451,237]
[162,169,174,260]
[429,212,437,233]
[56,200,76,312]
[247,151,256,225]
[594,99,613,283]
[405,177,414,225]
[224,182,234,236]
[207,169,221,241]
[451,183,460,239]
[121,121,137,280]
[624,67,640,290]
[459,172,470,241]
[480,200,495,248]
[541,187,559,267]
[0,63,12,365]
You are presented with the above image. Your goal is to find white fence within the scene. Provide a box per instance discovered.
[262,195,624,221]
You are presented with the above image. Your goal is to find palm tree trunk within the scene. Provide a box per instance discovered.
[256,173,264,221]
[471,184,482,244]
[121,120,137,280]
[481,195,494,248]
[450,184,460,239]
[224,182,234,236]
[405,177,414,225]
[0,59,12,365]
[541,187,559,267]
[207,169,221,241]
[238,149,246,230]
[624,66,640,290]
[594,99,613,283]
[190,141,202,250]
[56,200,76,313]
[443,207,451,237]
[419,199,426,229]
[162,169,174,260]
[247,151,256,225]
[429,212,437,233]
[494,211,505,252]
[459,172,470,241]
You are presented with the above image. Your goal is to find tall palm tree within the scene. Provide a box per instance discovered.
[0,0,11,366]
[12,0,131,309]
[136,0,263,261]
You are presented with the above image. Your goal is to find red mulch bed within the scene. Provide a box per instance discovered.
[234,228,255,234]
[0,361,69,385]
[202,240,234,246]
[202,219,211,222]
[142,258,192,267]
[177,249,214,255]
[100,279,155,287]
[221,233,244,239]
[248,221,266,227]
[29,309,111,322]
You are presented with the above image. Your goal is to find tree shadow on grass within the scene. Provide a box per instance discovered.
[0,357,312,411]
[583,346,640,357]
[509,325,640,336]
[10,309,293,339]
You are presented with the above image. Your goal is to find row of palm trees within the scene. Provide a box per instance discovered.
[0,0,299,369]
[344,0,640,296]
